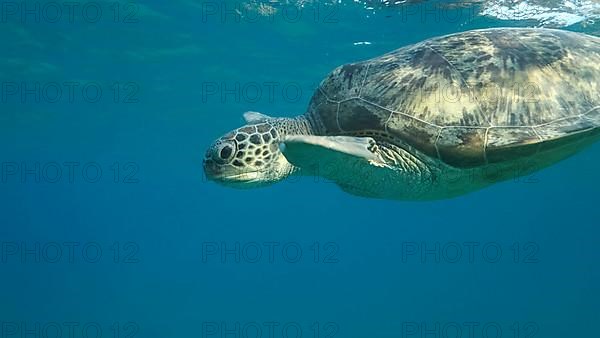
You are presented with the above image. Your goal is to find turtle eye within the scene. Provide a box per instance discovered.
[220,146,232,159]
[213,142,236,164]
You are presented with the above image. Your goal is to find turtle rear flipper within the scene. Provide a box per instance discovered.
[282,135,400,198]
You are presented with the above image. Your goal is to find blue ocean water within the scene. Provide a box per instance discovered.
[1,1,600,337]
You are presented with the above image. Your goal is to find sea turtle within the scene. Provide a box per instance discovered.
[203,28,600,200]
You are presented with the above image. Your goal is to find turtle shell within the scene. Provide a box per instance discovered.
[306,28,600,168]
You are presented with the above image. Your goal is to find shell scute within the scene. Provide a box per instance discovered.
[386,113,440,158]
[486,128,540,163]
[306,87,339,134]
[535,117,595,141]
[436,128,486,167]
[338,99,392,132]
[319,63,369,102]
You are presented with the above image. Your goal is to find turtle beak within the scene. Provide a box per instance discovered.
[202,154,260,184]
[202,157,219,179]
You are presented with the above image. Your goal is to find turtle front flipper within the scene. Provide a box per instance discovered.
[281,135,410,199]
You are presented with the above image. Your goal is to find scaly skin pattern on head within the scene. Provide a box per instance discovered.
[203,115,314,187]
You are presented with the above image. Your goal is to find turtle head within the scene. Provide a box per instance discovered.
[203,116,294,188]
